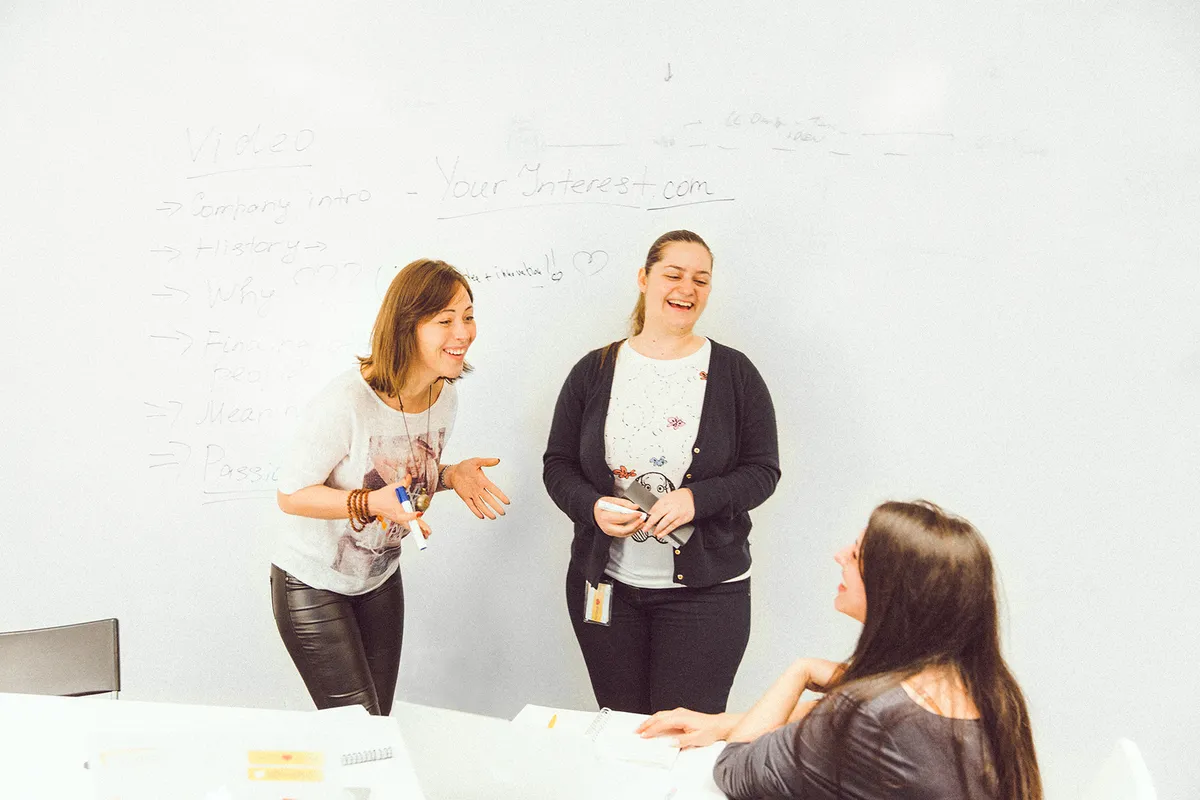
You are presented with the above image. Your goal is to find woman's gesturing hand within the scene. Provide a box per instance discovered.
[635,708,740,749]
[593,496,646,538]
[445,457,511,520]
[645,488,695,540]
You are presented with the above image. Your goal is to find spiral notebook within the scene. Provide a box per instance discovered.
[341,745,394,766]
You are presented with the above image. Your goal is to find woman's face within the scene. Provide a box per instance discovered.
[833,531,867,623]
[414,285,475,381]
[637,242,712,335]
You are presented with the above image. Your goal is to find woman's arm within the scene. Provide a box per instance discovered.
[713,725,805,800]
[686,356,781,522]
[277,481,427,534]
[542,355,605,526]
[727,658,827,743]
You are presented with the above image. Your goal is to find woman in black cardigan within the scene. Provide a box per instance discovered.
[543,230,780,715]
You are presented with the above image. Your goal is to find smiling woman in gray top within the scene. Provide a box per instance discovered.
[638,500,1043,799]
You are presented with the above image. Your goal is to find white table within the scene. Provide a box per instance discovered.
[0,693,726,800]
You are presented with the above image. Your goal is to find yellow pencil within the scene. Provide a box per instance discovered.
[547,714,557,729]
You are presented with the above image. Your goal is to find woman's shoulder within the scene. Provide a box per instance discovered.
[568,340,626,374]
[705,339,770,386]
[706,339,756,366]
[307,368,373,406]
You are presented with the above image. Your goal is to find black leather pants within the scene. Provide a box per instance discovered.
[270,565,404,716]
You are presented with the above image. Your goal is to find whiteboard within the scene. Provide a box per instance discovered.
[2,2,1197,797]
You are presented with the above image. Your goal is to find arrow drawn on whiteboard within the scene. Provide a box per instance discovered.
[156,201,182,217]
[149,440,191,469]
[149,330,194,355]
[665,62,673,82]
[150,246,181,261]
[150,285,190,303]
[304,241,327,252]
[144,400,183,424]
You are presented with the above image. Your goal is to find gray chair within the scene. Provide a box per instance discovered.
[0,618,120,697]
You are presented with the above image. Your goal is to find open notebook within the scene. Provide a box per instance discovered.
[512,704,680,769]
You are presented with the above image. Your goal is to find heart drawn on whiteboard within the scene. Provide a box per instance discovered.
[572,250,609,276]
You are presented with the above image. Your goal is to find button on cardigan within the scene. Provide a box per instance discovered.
[543,339,781,587]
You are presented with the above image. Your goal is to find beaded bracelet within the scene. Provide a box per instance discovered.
[357,489,372,524]
[347,488,372,532]
[347,489,364,532]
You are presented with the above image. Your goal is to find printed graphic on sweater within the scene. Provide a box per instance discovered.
[330,430,445,579]
[628,471,675,544]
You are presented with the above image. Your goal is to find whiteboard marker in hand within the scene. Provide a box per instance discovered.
[395,486,428,550]
[597,499,648,519]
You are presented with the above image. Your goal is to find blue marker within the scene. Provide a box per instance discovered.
[395,486,427,550]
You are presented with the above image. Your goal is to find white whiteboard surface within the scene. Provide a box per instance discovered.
[2,2,1197,797]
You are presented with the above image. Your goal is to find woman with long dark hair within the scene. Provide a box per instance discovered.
[638,500,1042,799]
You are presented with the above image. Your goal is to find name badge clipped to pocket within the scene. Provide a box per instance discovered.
[584,580,613,626]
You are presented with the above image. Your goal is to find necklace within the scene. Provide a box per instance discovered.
[397,384,433,513]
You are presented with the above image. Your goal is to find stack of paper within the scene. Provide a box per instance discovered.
[512,704,680,770]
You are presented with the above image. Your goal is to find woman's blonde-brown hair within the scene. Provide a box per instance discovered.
[358,259,473,398]
[629,230,713,335]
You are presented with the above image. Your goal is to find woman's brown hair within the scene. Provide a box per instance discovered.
[805,501,1043,799]
[629,230,713,335]
[358,258,473,399]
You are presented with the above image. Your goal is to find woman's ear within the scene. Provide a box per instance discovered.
[636,266,649,293]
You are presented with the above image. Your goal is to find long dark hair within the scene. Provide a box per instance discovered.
[806,501,1042,799]
[629,230,712,335]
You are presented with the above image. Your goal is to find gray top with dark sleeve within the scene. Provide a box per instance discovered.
[714,686,995,799]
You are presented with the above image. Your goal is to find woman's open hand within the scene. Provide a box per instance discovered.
[635,708,739,749]
[445,457,511,520]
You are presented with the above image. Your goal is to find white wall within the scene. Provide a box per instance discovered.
[2,2,1197,797]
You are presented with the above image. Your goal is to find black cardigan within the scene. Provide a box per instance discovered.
[542,339,781,587]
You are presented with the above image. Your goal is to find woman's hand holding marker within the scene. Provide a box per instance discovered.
[594,496,647,538]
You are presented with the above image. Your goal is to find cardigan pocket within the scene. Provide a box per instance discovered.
[701,522,737,550]
[700,515,750,550]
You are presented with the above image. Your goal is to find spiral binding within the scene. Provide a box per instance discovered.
[583,707,614,739]
[340,746,394,765]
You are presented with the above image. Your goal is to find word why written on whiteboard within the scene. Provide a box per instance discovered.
[436,158,734,219]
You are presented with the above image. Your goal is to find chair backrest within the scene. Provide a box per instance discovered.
[0,618,120,697]
[1082,738,1157,800]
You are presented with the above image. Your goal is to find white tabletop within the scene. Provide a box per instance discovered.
[0,693,726,800]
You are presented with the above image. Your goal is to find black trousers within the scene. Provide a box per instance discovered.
[270,565,404,716]
[566,566,751,715]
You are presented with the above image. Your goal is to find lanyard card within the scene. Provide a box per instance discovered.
[584,580,613,626]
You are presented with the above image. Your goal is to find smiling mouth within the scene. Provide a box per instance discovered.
[444,347,467,357]
[667,300,694,310]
